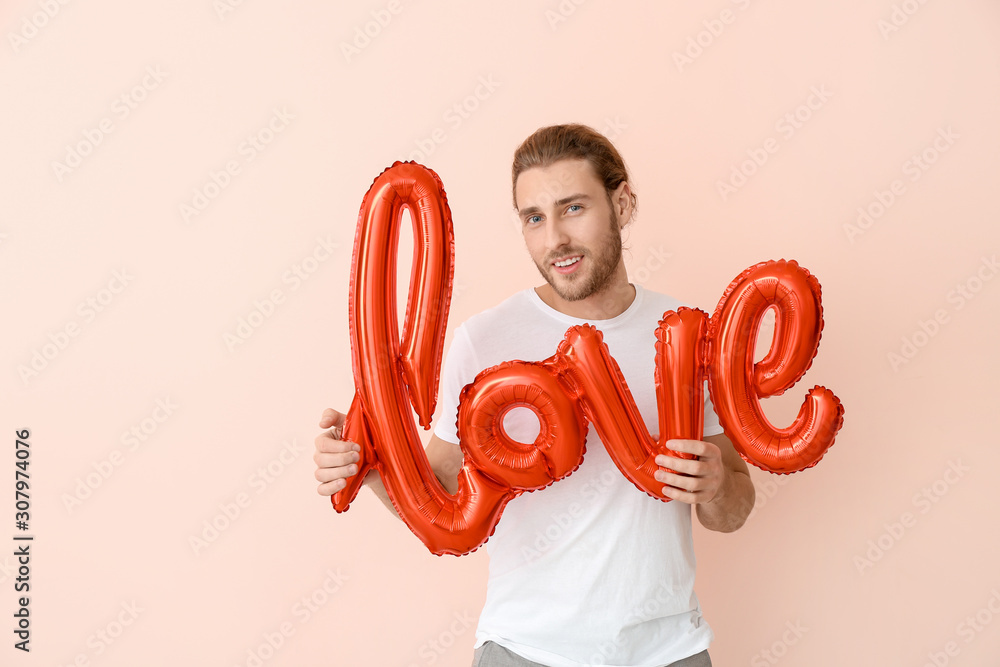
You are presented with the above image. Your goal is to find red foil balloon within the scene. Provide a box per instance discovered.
[456,312,711,505]
[332,162,844,555]
[334,161,588,556]
[706,259,844,473]
[553,315,706,500]
[458,360,587,491]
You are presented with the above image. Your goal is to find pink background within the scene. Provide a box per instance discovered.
[3,1,999,665]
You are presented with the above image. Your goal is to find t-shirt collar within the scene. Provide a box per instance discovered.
[525,283,645,329]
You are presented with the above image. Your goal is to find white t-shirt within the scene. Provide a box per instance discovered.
[433,284,724,667]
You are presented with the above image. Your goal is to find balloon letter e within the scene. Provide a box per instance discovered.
[707,260,844,474]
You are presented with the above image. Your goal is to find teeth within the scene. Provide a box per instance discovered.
[554,256,581,268]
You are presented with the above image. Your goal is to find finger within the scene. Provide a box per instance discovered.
[315,462,359,484]
[317,477,349,496]
[655,469,707,492]
[654,455,703,475]
[319,408,346,429]
[660,485,699,504]
[313,450,360,469]
[664,438,711,457]
[314,433,360,453]
[327,426,345,442]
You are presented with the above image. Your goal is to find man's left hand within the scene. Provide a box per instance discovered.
[654,439,726,505]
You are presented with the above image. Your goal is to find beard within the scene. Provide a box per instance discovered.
[534,208,623,302]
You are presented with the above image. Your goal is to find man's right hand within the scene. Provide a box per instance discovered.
[312,406,464,514]
[313,408,362,496]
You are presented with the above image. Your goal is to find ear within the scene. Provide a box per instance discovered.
[611,181,633,228]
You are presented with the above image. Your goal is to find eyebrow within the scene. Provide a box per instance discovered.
[518,193,592,218]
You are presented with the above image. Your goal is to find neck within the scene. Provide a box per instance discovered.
[535,267,636,320]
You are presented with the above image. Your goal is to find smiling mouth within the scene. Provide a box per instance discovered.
[553,256,582,268]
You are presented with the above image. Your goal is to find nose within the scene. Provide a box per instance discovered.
[544,218,570,252]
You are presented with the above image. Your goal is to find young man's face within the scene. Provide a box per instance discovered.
[515,158,627,303]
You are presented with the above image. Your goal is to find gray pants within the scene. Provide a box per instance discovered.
[471,641,712,667]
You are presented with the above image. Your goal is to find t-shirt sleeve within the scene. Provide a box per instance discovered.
[703,379,724,437]
[432,325,481,445]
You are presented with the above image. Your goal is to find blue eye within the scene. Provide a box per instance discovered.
[526,215,542,224]
[567,204,582,212]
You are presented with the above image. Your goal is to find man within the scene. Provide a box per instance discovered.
[314,124,755,667]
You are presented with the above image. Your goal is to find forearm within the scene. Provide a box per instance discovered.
[362,470,402,521]
[362,465,460,520]
[696,468,755,532]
